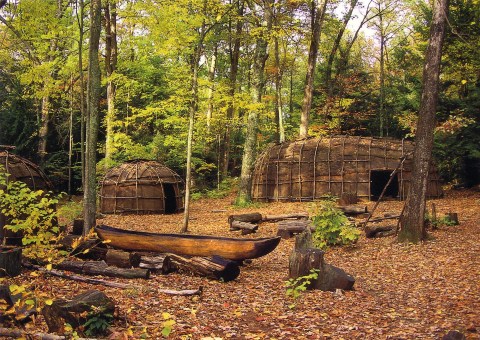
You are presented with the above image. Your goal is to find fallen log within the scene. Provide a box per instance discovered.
[105,249,141,268]
[42,290,115,333]
[365,225,395,238]
[23,262,202,295]
[277,220,314,239]
[169,254,240,282]
[262,213,309,222]
[139,254,175,274]
[229,220,258,234]
[358,215,400,227]
[228,212,263,225]
[55,260,150,279]
[338,205,368,215]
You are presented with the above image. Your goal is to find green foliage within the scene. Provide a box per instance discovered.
[425,214,459,229]
[285,269,320,309]
[0,167,66,262]
[83,308,114,337]
[309,200,360,250]
[57,199,83,226]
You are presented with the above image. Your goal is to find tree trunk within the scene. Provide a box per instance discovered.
[398,0,449,243]
[104,0,117,170]
[77,0,86,189]
[181,24,205,233]
[221,0,244,179]
[274,35,285,143]
[299,0,328,139]
[83,0,101,235]
[236,0,272,205]
[324,0,358,98]
[38,95,50,167]
[206,44,217,129]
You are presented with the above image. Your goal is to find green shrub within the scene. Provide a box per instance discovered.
[310,199,361,249]
[0,166,67,262]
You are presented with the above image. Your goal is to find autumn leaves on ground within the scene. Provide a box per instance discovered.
[7,189,480,339]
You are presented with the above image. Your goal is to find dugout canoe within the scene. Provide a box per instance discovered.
[95,225,281,261]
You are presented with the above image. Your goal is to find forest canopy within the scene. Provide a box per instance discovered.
[0,0,479,192]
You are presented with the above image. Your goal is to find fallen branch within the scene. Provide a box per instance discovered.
[23,262,203,296]
[157,286,203,296]
[0,327,95,340]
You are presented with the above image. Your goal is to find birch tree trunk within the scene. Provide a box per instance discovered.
[398,0,449,243]
[83,0,102,235]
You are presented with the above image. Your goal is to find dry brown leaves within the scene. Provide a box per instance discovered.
[5,190,480,339]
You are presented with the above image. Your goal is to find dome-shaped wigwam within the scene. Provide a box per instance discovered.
[99,160,185,214]
[251,136,443,202]
[0,148,52,191]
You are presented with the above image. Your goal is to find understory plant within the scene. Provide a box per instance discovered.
[0,167,67,262]
[285,269,320,308]
[310,199,361,249]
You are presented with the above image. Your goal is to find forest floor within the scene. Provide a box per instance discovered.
[5,189,480,339]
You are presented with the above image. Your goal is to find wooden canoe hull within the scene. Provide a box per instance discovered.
[95,225,281,261]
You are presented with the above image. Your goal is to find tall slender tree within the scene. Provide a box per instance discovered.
[299,0,328,138]
[398,0,449,243]
[236,0,273,205]
[83,0,102,235]
[104,0,118,169]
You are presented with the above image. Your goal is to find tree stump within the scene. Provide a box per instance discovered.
[42,290,115,333]
[445,212,459,225]
[0,246,22,277]
[288,232,355,292]
[72,218,84,235]
[288,248,325,289]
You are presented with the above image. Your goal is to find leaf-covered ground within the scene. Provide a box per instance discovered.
[6,189,480,339]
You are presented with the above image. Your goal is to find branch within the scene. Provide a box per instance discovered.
[0,328,96,340]
[0,13,40,64]
[23,262,203,296]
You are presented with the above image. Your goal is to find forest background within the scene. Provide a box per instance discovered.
[0,0,479,195]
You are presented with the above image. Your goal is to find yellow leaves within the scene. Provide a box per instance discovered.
[45,264,52,271]
[44,299,53,306]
